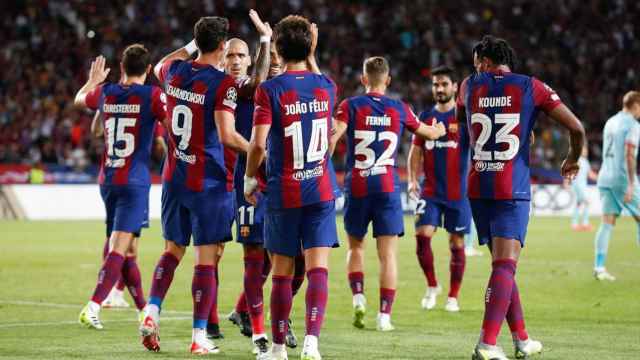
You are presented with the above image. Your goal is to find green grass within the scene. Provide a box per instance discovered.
[0,217,639,359]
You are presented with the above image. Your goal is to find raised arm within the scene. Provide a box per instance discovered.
[153,41,196,81]
[74,56,110,108]
[306,23,321,74]
[244,9,272,96]
[546,104,586,179]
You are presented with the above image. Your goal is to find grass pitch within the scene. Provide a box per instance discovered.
[0,216,639,359]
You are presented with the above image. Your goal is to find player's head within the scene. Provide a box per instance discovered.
[622,91,640,119]
[269,40,282,78]
[361,56,390,90]
[121,44,151,77]
[274,15,312,63]
[224,38,251,78]
[194,16,229,54]
[431,65,457,104]
[472,35,516,72]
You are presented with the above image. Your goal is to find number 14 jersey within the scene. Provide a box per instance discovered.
[335,92,420,198]
[457,70,562,200]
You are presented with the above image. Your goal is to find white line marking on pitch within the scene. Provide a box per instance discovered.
[0,316,190,329]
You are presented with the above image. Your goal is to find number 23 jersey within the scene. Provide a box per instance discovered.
[335,92,420,198]
[253,70,339,209]
[158,60,238,193]
[457,70,562,200]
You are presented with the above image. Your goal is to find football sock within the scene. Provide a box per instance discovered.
[122,256,146,310]
[572,205,581,226]
[192,265,215,330]
[208,267,220,325]
[636,222,640,247]
[465,221,477,249]
[244,255,265,334]
[449,246,466,298]
[594,223,612,269]
[506,281,529,341]
[581,204,590,226]
[292,254,306,296]
[271,275,293,345]
[348,271,364,295]
[115,277,126,292]
[305,267,328,338]
[481,259,517,346]
[379,288,396,314]
[235,292,249,313]
[416,235,437,287]
[90,251,125,304]
[149,251,180,310]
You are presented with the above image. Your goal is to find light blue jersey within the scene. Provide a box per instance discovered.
[574,157,590,188]
[597,111,640,190]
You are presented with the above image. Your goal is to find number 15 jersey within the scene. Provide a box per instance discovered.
[158,60,238,193]
[253,70,339,209]
[335,92,420,198]
[457,70,562,200]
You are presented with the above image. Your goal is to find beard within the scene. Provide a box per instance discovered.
[435,93,453,104]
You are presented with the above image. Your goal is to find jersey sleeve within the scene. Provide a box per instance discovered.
[403,103,421,133]
[85,85,103,110]
[215,75,238,114]
[532,78,562,113]
[151,86,167,120]
[626,123,640,147]
[335,99,349,124]
[157,59,176,85]
[253,84,273,126]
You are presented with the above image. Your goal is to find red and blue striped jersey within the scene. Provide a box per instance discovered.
[85,83,165,186]
[412,107,470,202]
[457,70,562,200]
[158,60,238,192]
[253,70,339,209]
[335,93,420,197]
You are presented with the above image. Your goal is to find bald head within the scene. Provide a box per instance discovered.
[225,38,251,78]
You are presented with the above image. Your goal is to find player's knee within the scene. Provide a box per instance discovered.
[449,234,465,249]
[416,226,436,238]
[165,241,186,260]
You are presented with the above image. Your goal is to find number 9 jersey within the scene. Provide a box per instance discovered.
[253,70,340,210]
[457,70,562,200]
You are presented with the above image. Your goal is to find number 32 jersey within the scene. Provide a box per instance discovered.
[335,92,420,198]
[457,70,562,200]
[158,60,238,192]
[253,70,339,209]
[85,83,166,186]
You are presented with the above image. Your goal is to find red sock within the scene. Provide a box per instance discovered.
[91,252,125,304]
[193,265,216,329]
[292,254,306,297]
[506,282,529,341]
[348,271,364,295]
[149,252,180,308]
[448,246,466,298]
[379,288,396,314]
[306,267,328,337]
[244,255,265,334]
[208,267,220,325]
[115,278,126,291]
[235,292,249,313]
[271,275,293,345]
[481,259,517,345]
[416,235,437,287]
[122,256,146,310]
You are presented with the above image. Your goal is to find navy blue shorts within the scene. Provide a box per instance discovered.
[101,184,149,237]
[470,199,530,247]
[265,200,339,257]
[415,198,472,234]
[161,183,234,247]
[344,192,404,238]
[235,190,266,245]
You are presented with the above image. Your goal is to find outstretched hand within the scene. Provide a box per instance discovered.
[88,55,110,86]
[249,9,272,38]
[310,23,318,55]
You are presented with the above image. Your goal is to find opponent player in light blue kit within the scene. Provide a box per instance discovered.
[592,91,640,281]
[568,145,597,231]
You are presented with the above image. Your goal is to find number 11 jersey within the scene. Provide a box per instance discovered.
[253,70,339,209]
[457,70,562,200]
[335,92,420,198]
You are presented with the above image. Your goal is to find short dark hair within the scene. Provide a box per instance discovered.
[122,44,150,76]
[194,16,229,54]
[274,15,312,62]
[623,91,640,109]
[473,35,517,70]
[363,56,389,85]
[431,65,457,83]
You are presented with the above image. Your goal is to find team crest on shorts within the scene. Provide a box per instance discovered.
[240,226,250,237]
[449,123,458,133]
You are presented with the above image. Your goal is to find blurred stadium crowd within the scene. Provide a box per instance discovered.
[0,0,638,178]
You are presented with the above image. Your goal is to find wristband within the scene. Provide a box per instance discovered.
[244,175,258,194]
[259,35,271,44]
[184,39,198,55]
